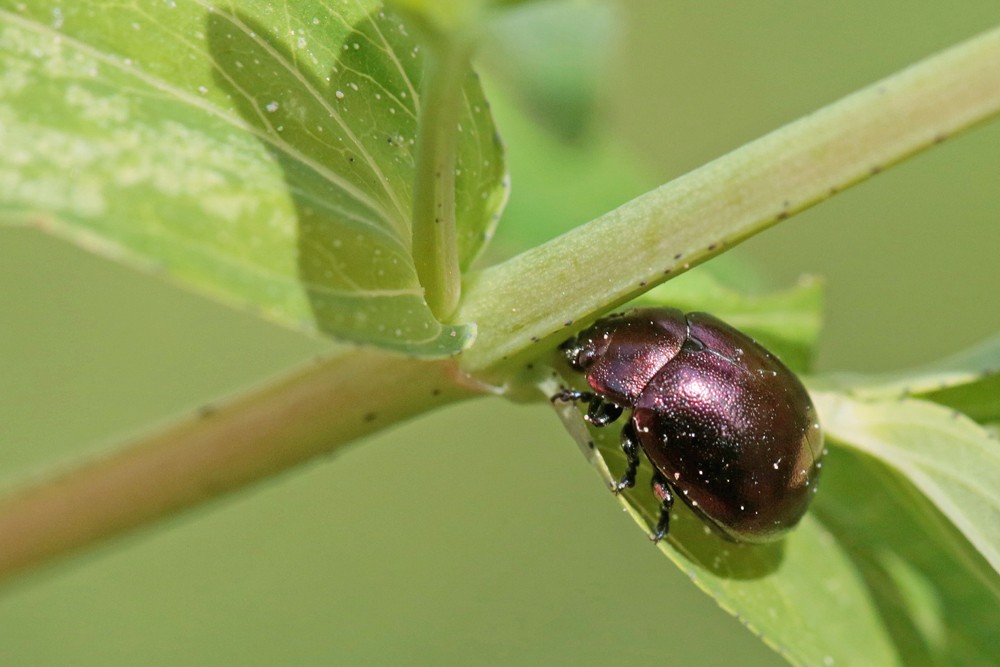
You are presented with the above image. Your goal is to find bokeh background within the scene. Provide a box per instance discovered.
[2,2,998,665]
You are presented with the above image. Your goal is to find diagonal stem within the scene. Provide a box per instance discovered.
[1,25,998,584]
[455,25,1000,375]
[0,350,477,584]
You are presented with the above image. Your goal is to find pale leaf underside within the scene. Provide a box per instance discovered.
[0,0,507,355]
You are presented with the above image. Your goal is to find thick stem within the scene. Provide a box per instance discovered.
[456,25,1000,375]
[411,36,471,321]
[3,25,999,584]
[0,350,476,584]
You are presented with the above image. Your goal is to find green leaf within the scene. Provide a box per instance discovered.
[546,376,1000,665]
[816,335,1000,424]
[634,271,824,373]
[0,1,507,356]
[819,334,1000,395]
[813,447,1000,666]
[813,391,1000,577]
[547,378,892,665]
[924,374,1000,424]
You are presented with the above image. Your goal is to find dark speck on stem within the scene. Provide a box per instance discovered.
[363,412,377,423]
[197,404,217,419]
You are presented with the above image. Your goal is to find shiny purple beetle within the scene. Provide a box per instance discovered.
[555,308,824,543]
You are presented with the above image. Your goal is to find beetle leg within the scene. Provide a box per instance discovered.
[551,390,623,427]
[613,422,640,494]
[550,388,592,404]
[585,399,623,427]
[650,474,675,543]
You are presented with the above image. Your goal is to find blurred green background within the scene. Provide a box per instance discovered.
[1,2,998,665]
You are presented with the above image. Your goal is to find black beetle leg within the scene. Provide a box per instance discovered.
[613,422,640,494]
[550,388,592,405]
[586,399,623,427]
[650,473,675,543]
[551,390,623,427]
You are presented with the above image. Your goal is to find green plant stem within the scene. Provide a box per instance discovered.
[455,25,1000,375]
[2,25,999,583]
[0,350,477,584]
[411,36,471,321]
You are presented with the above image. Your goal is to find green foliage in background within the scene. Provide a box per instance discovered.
[1,1,998,665]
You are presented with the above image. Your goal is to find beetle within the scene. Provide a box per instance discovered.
[553,308,824,544]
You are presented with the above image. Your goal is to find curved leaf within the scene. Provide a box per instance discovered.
[813,447,1000,666]
[924,374,1000,424]
[0,0,507,356]
[818,334,1000,410]
[546,375,1000,665]
[814,391,1000,577]
[544,376,895,666]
